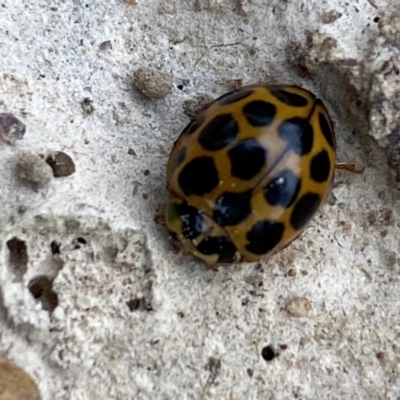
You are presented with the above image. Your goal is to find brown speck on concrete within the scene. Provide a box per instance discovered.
[46,151,76,177]
[0,358,41,400]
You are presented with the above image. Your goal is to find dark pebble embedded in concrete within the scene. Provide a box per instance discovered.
[0,113,26,145]
[46,151,76,177]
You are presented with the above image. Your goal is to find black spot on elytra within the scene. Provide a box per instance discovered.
[174,147,187,168]
[181,115,205,136]
[243,100,276,127]
[178,157,219,196]
[218,89,254,106]
[213,190,252,226]
[174,201,203,239]
[290,193,321,231]
[278,117,314,155]
[245,220,284,255]
[196,236,238,264]
[198,114,239,151]
[310,150,331,182]
[270,88,310,107]
[318,110,335,148]
[264,170,301,208]
[228,139,267,180]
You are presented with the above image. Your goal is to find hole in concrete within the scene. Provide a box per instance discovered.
[72,236,87,249]
[126,298,142,311]
[76,237,87,244]
[51,240,61,255]
[126,297,153,312]
[261,345,276,362]
[28,275,58,313]
[6,237,28,279]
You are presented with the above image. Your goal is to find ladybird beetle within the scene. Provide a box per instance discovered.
[166,84,336,266]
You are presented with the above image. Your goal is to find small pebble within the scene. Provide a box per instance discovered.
[0,113,26,145]
[284,296,312,317]
[46,151,76,177]
[99,40,112,51]
[133,67,173,99]
[321,9,343,24]
[16,153,53,185]
[0,358,41,400]
[182,94,214,118]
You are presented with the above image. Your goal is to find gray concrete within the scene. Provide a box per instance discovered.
[0,1,399,399]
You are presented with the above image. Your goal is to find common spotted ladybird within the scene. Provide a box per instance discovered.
[166,84,336,266]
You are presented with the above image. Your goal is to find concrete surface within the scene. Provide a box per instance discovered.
[1,0,400,399]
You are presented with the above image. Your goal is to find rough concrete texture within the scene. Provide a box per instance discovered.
[1,0,400,399]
